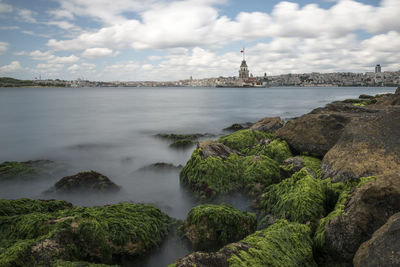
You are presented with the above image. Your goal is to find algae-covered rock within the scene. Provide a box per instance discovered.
[249,116,284,133]
[316,173,400,265]
[223,122,253,132]
[180,148,244,198]
[218,129,274,154]
[169,139,196,148]
[249,138,292,163]
[0,198,172,267]
[257,168,328,224]
[171,220,316,267]
[182,204,256,250]
[353,212,400,267]
[242,155,280,196]
[138,162,183,172]
[322,108,400,182]
[280,156,322,179]
[52,171,120,193]
[52,260,118,267]
[0,160,62,182]
[197,140,238,160]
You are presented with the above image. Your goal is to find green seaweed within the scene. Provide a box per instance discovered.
[169,139,196,148]
[258,168,327,224]
[0,199,172,266]
[52,260,119,267]
[218,129,274,154]
[300,156,322,178]
[180,149,245,198]
[183,204,256,250]
[227,220,317,267]
[249,139,292,163]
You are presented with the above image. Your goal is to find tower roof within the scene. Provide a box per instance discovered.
[240,60,248,67]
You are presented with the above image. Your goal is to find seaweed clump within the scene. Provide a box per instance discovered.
[257,168,328,224]
[249,138,293,163]
[0,198,172,266]
[0,160,58,182]
[182,204,256,250]
[218,129,274,154]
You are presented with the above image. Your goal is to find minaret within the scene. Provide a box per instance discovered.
[238,47,249,79]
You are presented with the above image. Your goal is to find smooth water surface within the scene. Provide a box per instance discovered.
[0,86,394,265]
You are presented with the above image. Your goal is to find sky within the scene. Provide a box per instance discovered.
[0,0,399,81]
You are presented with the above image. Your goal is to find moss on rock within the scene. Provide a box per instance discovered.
[182,204,256,250]
[249,139,292,163]
[0,198,172,266]
[169,139,196,148]
[227,220,316,267]
[52,260,118,267]
[218,129,274,154]
[257,168,327,224]
[180,149,245,198]
[0,160,59,182]
[242,156,280,196]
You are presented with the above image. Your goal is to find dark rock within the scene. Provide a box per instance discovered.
[279,156,306,178]
[395,87,400,95]
[0,160,62,182]
[359,94,374,99]
[197,140,238,160]
[354,212,400,267]
[322,109,400,182]
[138,162,183,171]
[223,122,254,132]
[155,133,213,141]
[323,172,400,265]
[250,116,284,133]
[53,171,120,193]
[276,113,351,157]
[182,204,256,250]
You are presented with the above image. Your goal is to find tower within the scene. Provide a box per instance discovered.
[238,48,249,79]
[375,64,381,73]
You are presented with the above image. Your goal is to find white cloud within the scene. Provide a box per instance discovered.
[81,47,115,58]
[0,1,12,15]
[27,50,80,64]
[0,61,22,73]
[17,8,37,23]
[0,41,9,54]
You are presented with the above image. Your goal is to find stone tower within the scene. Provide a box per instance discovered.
[238,48,249,79]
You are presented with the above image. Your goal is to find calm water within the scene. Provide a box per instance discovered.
[0,86,395,265]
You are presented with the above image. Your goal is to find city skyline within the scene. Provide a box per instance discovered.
[0,0,399,81]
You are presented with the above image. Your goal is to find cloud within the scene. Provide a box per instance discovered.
[17,8,37,23]
[0,41,9,54]
[0,1,12,15]
[81,47,115,58]
[27,50,80,64]
[0,61,22,73]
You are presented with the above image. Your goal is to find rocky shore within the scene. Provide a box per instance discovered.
[0,88,399,266]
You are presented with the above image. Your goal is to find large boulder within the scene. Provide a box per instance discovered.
[182,204,256,250]
[0,199,172,266]
[52,171,120,193]
[250,116,284,133]
[353,212,400,267]
[171,220,316,267]
[276,113,351,157]
[320,172,400,265]
[322,109,400,182]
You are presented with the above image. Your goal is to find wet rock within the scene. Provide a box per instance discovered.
[322,109,400,182]
[280,156,322,179]
[359,94,374,99]
[276,113,351,157]
[321,172,400,265]
[52,171,120,193]
[223,122,253,132]
[138,162,183,171]
[354,212,400,267]
[0,160,62,182]
[197,140,238,160]
[182,204,256,250]
[0,199,172,266]
[396,86,400,94]
[249,138,292,163]
[250,116,284,133]
[172,220,316,267]
[170,139,196,148]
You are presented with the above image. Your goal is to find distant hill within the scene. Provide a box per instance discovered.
[0,77,35,87]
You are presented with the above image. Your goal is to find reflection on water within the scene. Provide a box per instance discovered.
[0,86,394,265]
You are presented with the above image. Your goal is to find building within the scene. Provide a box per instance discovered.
[375,64,382,73]
[238,48,249,79]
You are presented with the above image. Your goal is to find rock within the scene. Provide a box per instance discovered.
[322,109,400,182]
[0,160,63,182]
[138,162,183,171]
[256,168,328,224]
[172,220,316,267]
[276,112,351,157]
[218,129,274,154]
[223,122,253,132]
[155,133,206,141]
[321,172,400,265]
[280,156,322,179]
[182,204,256,250]
[197,140,238,160]
[170,139,196,148]
[0,199,172,266]
[258,214,277,230]
[53,171,120,193]
[396,87,400,94]
[359,94,374,99]
[249,116,284,133]
[353,212,400,267]
[249,138,292,163]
